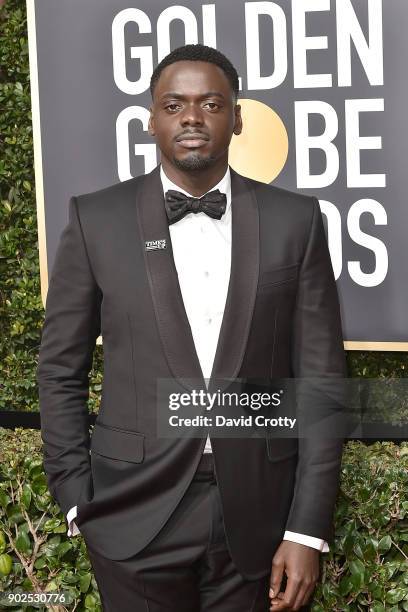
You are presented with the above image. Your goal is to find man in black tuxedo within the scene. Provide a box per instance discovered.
[37,44,347,611]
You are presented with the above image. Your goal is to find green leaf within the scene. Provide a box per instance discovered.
[57,541,72,558]
[77,556,91,570]
[20,484,32,509]
[15,530,31,554]
[84,592,99,610]
[378,535,392,553]
[79,571,92,593]
[45,580,58,591]
[338,575,353,596]
[28,461,44,476]
[349,558,366,591]
[34,557,47,569]
[41,539,61,557]
[0,553,13,576]
[43,518,62,532]
[6,504,24,524]
[370,603,386,612]
[384,561,401,580]
[0,490,11,508]
[0,532,6,554]
[385,589,405,604]
[349,558,366,576]
[31,473,48,495]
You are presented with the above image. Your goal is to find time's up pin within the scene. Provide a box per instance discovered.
[145,239,167,251]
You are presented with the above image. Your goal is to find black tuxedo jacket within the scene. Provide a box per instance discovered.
[37,165,347,579]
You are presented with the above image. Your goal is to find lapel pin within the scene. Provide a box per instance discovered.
[145,239,167,251]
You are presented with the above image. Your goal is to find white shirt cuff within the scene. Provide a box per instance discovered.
[283,530,329,552]
[66,505,81,537]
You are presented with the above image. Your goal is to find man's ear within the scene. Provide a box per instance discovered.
[233,104,243,136]
[148,107,155,136]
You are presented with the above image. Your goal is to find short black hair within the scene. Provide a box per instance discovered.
[150,44,239,101]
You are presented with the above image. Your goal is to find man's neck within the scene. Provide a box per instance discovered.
[160,159,229,197]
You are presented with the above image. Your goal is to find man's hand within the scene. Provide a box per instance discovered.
[269,541,320,611]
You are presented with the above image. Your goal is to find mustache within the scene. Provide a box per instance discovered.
[175,130,210,141]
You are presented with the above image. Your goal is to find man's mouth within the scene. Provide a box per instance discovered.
[176,133,209,149]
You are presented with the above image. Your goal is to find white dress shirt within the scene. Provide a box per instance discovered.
[66,164,329,553]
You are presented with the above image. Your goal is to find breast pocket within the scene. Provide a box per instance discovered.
[258,263,299,290]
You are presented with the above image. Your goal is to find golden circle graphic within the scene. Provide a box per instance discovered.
[229,99,288,184]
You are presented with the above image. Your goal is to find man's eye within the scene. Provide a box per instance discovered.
[166,104,181,111]
[204,102,219,110]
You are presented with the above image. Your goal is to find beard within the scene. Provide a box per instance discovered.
[172,151,217,171]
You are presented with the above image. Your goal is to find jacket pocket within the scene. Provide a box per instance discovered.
[90,421,145,463]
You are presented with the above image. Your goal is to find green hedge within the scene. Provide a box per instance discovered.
[0,0,103,413]
[0,429,407,611]
[0,429,102,611]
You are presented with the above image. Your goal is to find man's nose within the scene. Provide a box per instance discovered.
[180,105,204,126]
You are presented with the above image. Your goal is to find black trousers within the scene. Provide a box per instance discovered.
[84,453,271,611]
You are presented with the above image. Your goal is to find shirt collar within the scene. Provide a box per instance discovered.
[159,164,231,215]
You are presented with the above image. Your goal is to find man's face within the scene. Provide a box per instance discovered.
[148,60,242,172]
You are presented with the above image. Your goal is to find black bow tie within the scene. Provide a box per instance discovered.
[164,189,227,225]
